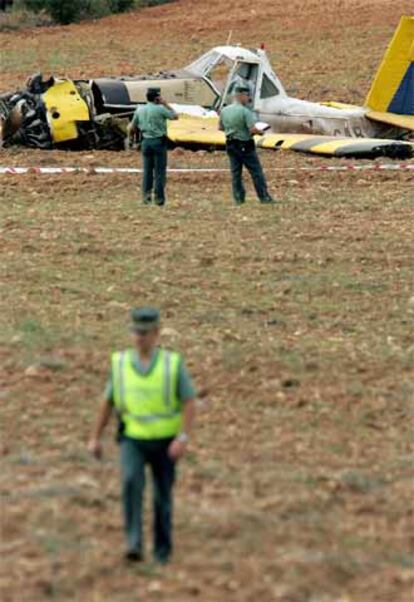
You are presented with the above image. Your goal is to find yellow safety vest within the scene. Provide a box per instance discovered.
[111,348,182,440]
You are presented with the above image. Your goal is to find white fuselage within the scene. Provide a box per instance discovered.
[188,46,402,140]
[257,97,378,138]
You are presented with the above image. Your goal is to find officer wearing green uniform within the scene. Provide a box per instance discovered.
[88,307,196,564]
[219,85,276,205]
[129,88,178,206]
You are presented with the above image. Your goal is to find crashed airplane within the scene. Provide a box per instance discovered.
[0,15,413,158]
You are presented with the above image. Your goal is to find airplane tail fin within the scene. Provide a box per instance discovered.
[366,16,414,115]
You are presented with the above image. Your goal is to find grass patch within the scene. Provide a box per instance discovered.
[0,8,52,32]
[1,2,413,600]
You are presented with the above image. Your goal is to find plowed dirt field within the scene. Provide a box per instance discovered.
[1,1,414,601]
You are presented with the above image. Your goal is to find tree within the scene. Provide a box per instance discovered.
[15,0,174,24]
[110,0,134,11]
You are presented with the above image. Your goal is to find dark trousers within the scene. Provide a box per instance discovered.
[141,137,168,205]
[120,436,176,561]
[226,139,272,204]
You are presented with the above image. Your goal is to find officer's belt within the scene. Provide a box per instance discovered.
[226,136,252,142]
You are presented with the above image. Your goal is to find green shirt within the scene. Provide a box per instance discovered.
[132,102,177,139]
[105,348,196,405]
[219,102,257,141]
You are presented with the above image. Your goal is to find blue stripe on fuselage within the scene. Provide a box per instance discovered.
[389,63,414,115]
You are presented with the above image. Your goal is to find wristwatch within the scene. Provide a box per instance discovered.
[176,432,189,444]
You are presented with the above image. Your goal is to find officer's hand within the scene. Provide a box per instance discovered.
[88,438,103,460]
[168,438,187,461]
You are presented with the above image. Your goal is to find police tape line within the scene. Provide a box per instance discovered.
[0,167,228,174]
[0,164,413,175]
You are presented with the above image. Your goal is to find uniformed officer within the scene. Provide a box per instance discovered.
[88,307,196,564]
[219,85,276,205]
[128,88,178,206]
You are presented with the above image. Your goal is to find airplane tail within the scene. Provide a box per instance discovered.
[366,16,414,116]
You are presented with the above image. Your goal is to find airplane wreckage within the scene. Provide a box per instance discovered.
[0,16,413,159]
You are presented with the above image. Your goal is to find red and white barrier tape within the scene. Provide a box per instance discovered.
[0,164,413,175]
[0,167,227,175]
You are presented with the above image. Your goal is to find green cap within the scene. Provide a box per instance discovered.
[234,84,251,95]
[130,307,160,332]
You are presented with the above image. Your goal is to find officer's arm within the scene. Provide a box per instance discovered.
[168,360,196,460]
[168,398,195,461]
[183,399,195,435]
[160,98,179,120]
[88,399,113,459]
[92,398,113,439]
[128,122,137,136]
[167,108,179,121]
[128,118,139,136]
[88,375,114,459]
[244,108,262,136]
[128,110,140,136]
[250,125,264,136]
[161,106,178,120]
[182,397,195,437]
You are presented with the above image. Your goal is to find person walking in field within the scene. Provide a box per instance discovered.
[128,88,178,206]
[219,85,276,205]
[88,307,196,564]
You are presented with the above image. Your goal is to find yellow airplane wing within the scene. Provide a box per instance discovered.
[258,133,414,158]
[168,116,414,159]
[168,115,226,148]
[365,16,414,131]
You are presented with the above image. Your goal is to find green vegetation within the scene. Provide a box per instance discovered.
[1,0,174,27]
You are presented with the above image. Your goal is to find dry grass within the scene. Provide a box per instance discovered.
[1,1,414,600]
[0,9,52,33]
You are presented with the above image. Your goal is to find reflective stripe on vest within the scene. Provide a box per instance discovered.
[163,349,172,410]
[117,350,127,414]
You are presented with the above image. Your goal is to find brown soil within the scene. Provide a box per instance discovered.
[1,2,414,601]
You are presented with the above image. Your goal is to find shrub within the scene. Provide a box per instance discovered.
[136,0,173,6]
[10,0,175,25]
[16,0,113,23]
[0,7,52,30]
[79,0,112,20]
[44,0,87,24]
[15,0,45,11]
[110,0,134,11]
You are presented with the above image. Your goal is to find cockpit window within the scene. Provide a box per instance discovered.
[206,57,234,93]
[186,51,221,76]
[222,62,259,107]
[260,74,279,99]
[235,62,257,81]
